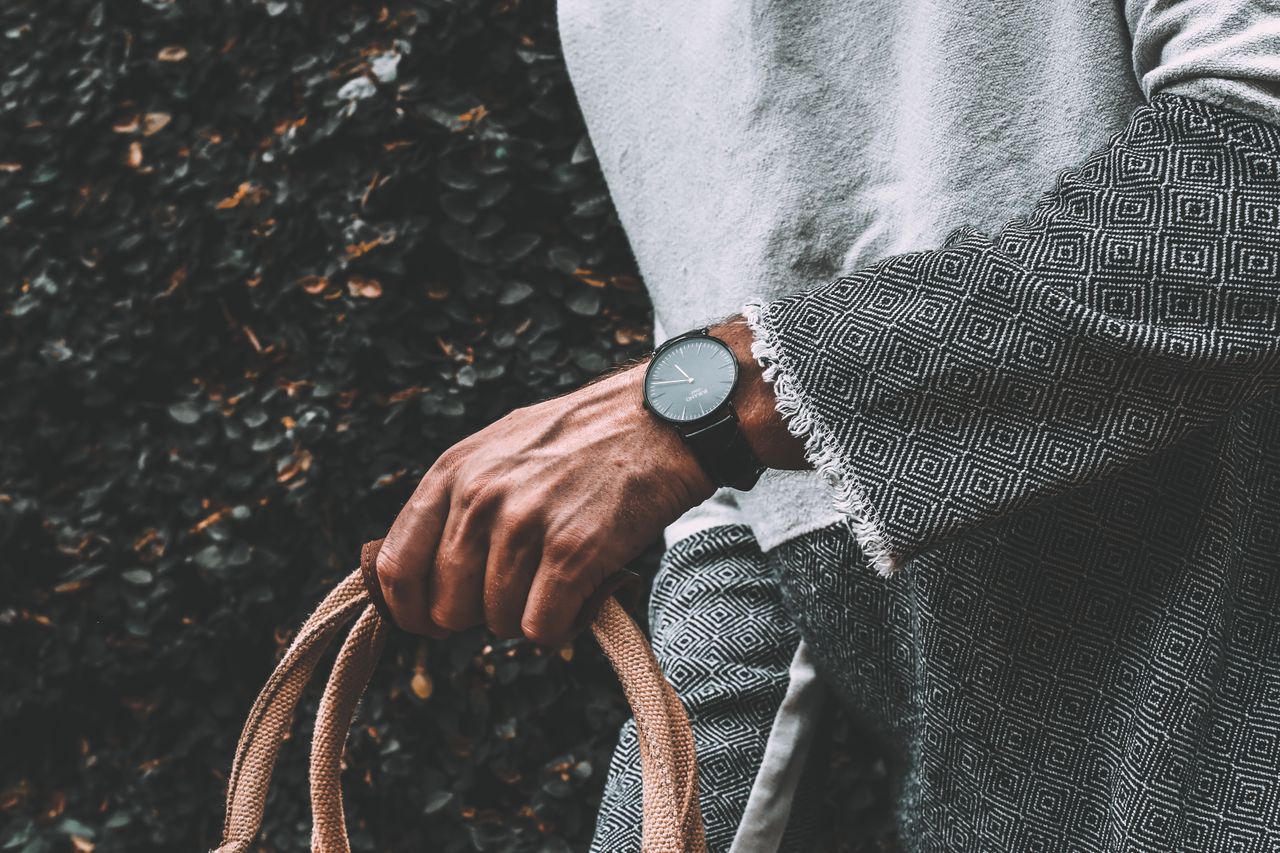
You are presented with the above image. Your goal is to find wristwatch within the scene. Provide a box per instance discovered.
[641,326,767,492]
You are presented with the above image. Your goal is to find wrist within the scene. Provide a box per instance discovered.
[706,315,810,471]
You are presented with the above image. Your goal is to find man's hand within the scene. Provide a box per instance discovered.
[375,359,717,646]
[375,313,810,647]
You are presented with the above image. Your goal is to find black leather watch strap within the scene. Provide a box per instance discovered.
[680,404,767,492]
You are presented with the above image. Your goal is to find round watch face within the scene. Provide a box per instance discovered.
[644,335,738,424]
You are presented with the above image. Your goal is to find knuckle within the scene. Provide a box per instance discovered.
[432,601,463,627]
[520,617,560,648]
[456,475,499,518]
[375,546,451,637]
[511,491,543,515]
[436,443,466,470]
[374,545,406,585]
[402,488,444,524]
[495,497,538,535]
[540,535,576,568]
[428,601,464,632]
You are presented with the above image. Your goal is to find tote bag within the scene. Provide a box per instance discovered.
[211,538,707,853]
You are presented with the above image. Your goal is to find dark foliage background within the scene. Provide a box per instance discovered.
[0,1,892,850]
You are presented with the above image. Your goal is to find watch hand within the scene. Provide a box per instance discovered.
[651,379,695,386]
[674,364,693,381]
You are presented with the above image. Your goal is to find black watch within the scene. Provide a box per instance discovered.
[641,326,767,492]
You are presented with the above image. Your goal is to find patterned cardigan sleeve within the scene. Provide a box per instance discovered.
[743,92,1280,578]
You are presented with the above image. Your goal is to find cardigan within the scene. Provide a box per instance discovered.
[556,0,1280,556]
[556,0,1280,849]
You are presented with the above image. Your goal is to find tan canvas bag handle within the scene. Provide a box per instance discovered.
[212,538,707,853]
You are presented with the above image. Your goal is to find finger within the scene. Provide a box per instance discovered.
[377,462,451,637]
[427,489,491,632]
[569,569,642,638]
[521,538,598,648]
[484,526,542,639]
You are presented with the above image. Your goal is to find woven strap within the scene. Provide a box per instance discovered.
[213,541,707,853]
[310,604,388,852]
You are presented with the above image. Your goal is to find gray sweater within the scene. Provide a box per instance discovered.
[558,0,1280,554]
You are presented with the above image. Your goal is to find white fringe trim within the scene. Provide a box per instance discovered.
[742,299,901,579]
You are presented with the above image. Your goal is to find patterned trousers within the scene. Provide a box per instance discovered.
[589,524,832,853]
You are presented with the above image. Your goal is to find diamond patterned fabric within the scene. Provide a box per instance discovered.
[754,93,1280,850]
[591,525,826,852]
[596,92,1280,852]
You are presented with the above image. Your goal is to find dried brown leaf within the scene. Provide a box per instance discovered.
[215,182,266,210]
[142,112,171,135]
[347,275,383,299]
[276,449,313,483]
[410,670,433,699]
[296,274,328,295]
[455,104,489,131]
